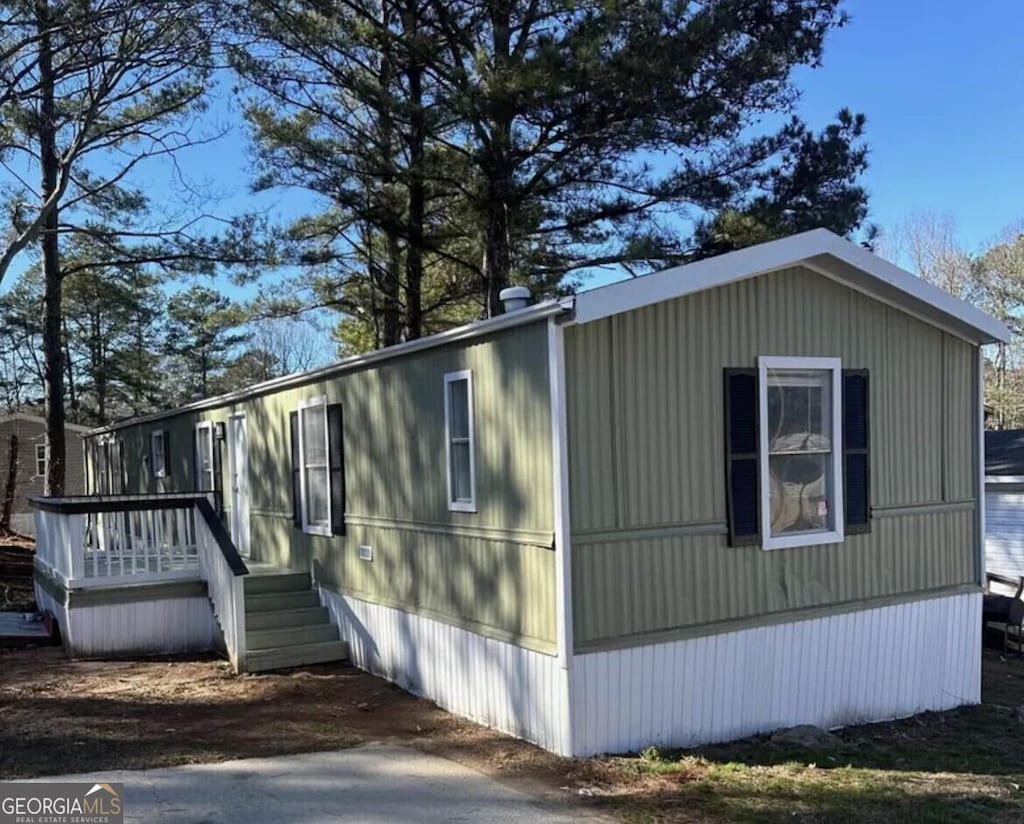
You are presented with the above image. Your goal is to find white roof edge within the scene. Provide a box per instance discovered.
[88,298,573,436]
[0,413,91,433]
[572,228,1011,344]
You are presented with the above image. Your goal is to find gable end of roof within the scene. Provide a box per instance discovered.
[572,228,1010,345]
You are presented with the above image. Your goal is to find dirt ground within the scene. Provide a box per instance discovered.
[5,558,1024,824]
[4,644,1024,822]
[0,647,610,814]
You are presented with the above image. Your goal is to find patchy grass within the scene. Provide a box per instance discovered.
[3,637,1024,821]
[583,651,1024,822]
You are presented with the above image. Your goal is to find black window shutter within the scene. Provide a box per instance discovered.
[289,411,301,527]
[327,404,345,536]
[843,369,871,533]
[724,368,761,546]
[162,430,171,478]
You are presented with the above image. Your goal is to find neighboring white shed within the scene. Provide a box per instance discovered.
[985,430,1024,583]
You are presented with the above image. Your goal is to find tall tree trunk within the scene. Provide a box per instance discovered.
[93,310,107,422]
[362,223,383,350]
[482,2,514,317]
[382,231,403,346]
[403,0,425,340]
[131,315,146,416]
[998,341,1007,429]
[1,433,19,533]
[63,316,77,417]
[377,0,403,346]
[37,0,65,496]
[483,171,512,317]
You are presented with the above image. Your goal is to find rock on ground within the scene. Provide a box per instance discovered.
[770,724,842,751]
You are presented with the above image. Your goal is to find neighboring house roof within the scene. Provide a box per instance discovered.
[89,228,1010,436]
[0,413,91,433]
[986,429,1024,476]
[572,228,1011,344]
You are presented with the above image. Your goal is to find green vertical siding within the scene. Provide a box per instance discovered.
[567,266,981,651]
[84,321,558,652]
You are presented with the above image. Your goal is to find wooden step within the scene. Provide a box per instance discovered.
[246,606,329,630]
[244,572,311,595]
[245,590,320,612]
[247,623,339,651]
[245,640,349,673]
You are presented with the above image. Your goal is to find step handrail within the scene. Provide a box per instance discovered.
[193,498,248,672]
[29,492,210,514]
[194,499,249,577]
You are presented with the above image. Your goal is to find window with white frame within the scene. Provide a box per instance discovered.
[298,396,331,535]
[194,422,215,491]
[758,356,844,550]
[150,431,167,478]
[34,443,46,477]
[444,370,476,512]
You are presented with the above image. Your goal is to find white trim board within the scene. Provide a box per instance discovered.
[757,356,845,551]
[572,229,1009,344]
[978,349,987,586]
[443,370,477,513]
[194,421,216,493]
[569,590,981,756]
[297,395,331,536]
[548,317,574,674]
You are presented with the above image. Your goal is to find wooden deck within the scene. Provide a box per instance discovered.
[81,550,199,579]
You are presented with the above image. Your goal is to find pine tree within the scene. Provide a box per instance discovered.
[0,0,218,492]
[164,285,250,403]
[231,0,870,344]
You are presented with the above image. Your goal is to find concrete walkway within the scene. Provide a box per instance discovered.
[18,744,590,823]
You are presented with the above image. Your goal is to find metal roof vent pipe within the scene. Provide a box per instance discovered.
[499,286,531,313]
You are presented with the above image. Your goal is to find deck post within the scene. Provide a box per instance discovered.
[62,512,86,582]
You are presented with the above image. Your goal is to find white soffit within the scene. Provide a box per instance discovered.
[572,228,1010,345]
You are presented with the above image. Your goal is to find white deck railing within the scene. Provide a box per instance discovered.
[30,493,249,671]
[31,493,209,585]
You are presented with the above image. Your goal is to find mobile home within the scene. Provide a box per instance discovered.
[984,429,1024,583]
[33,229,1008,756]
[0,413,88,536]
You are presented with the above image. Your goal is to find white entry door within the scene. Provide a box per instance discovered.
[228,414,251,558]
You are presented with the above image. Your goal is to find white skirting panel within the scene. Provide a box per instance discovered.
[570,591,982,756]
[320,589,571,755]
[36,584,217,658]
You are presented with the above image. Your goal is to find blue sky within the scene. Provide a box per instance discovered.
[206,0,1024,286]
[793,1,1024,255]
[4,1,1022,296]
